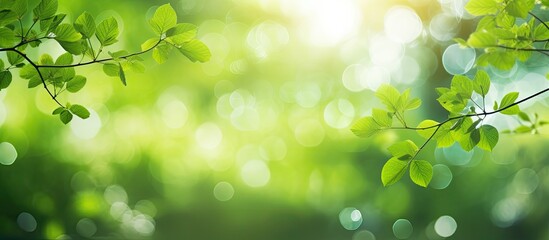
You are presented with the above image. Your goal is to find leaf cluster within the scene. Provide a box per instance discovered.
[0,1,211,124]
[351,69,546,187]
[457,0,549,70]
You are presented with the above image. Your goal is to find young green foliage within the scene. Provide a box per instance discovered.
[351,64,547,187]
[381,158,408,187]
[0,1,210,124]
[409,160,433,188]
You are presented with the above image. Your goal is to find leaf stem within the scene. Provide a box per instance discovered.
[381,86,549,161]
[529,12,549,32]
[37,39,162,68]
[10,49,64,108]
[399,86,548,131]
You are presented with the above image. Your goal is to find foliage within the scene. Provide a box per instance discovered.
[0,0,210,124]
[351,0,549,187]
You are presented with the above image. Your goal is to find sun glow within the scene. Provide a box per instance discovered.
[279,0,363,46]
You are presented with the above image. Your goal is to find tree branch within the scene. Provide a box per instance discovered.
[382,86,549,159]
[10,49,64,107]
[35,39,163,69]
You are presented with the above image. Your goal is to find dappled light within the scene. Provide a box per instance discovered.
[1,0,549,239]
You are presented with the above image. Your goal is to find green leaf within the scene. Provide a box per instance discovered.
[149,3,177,35]
[454,38,468,47]
[40,13,65,33]
[416,119,453,147]
[57,40,84,55]
[351,117,382,138]
[469,128,482,151]
[59,109,73,124]
[66,75,86,92]
[33,0,58,20]
[108,50,129,59]
[477,51,516,70]
[451,117,479,151]
[499,92,520,115]
[371,108,392,127]
[121,57,145,73]
[74,12,95,38]
[141,38,158,51]
[409,160,433,188]
[28,76,41,88]
[152,44,172,64]
[451,75,473,99]
[69,104,90,119]
[518,112,530,122]
[55,52,73,65]
[416,120,439,139]
[388,140,418,160]
[118,63,126,86]
[477,124,499,151]
[534,23,549,41]
[167,23,197,44]
[0,10,18,27]
[437,91,466,113]
[375,84,400,112]
[54,23,81,42]
[39,53,54,65]
[102,63,119,77]
[495,11,515,28]
[473,70,490,97]
[466,119,482,133]
[405,98,421,111]
[178,39,211,63]
[467,31,497,48]
[464,0,500,16]
[514,125,532,133]
[381,157,408,187]
[0,59,3,70]
[505,0,535,18]
[10,0,27,18]
[95,17,118,46]
[0,70,12,90]
[0,27,18,48]
[19,64,37,79]
[488,28,514,39]
[52,106,63,115]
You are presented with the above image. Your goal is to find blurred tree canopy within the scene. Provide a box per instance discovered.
[1,0,548,239]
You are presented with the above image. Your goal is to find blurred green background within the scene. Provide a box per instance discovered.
[1,0,549,239]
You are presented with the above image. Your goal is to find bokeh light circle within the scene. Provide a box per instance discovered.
[70,109,102,140]
[369,34,404,67]
[512,168,539,194]
[442,143,473,166]
[429,13,460,42]
[342,64,367,92]
[213,181,235,201]
[104,185,128,204]
[0,142,17,165]
[384,6,423,43]
[324,99,355,129]
[442,44,476,75]
[339,207,363,230]
[195,122,223,149]
[76,218,97,238]
[17,212,37,232]
[393,219,413,239]
[241,160,270,187]
[352,230,376,240]
[430,164,453,190]
[434,215,457,237]
[491,197,523,227]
